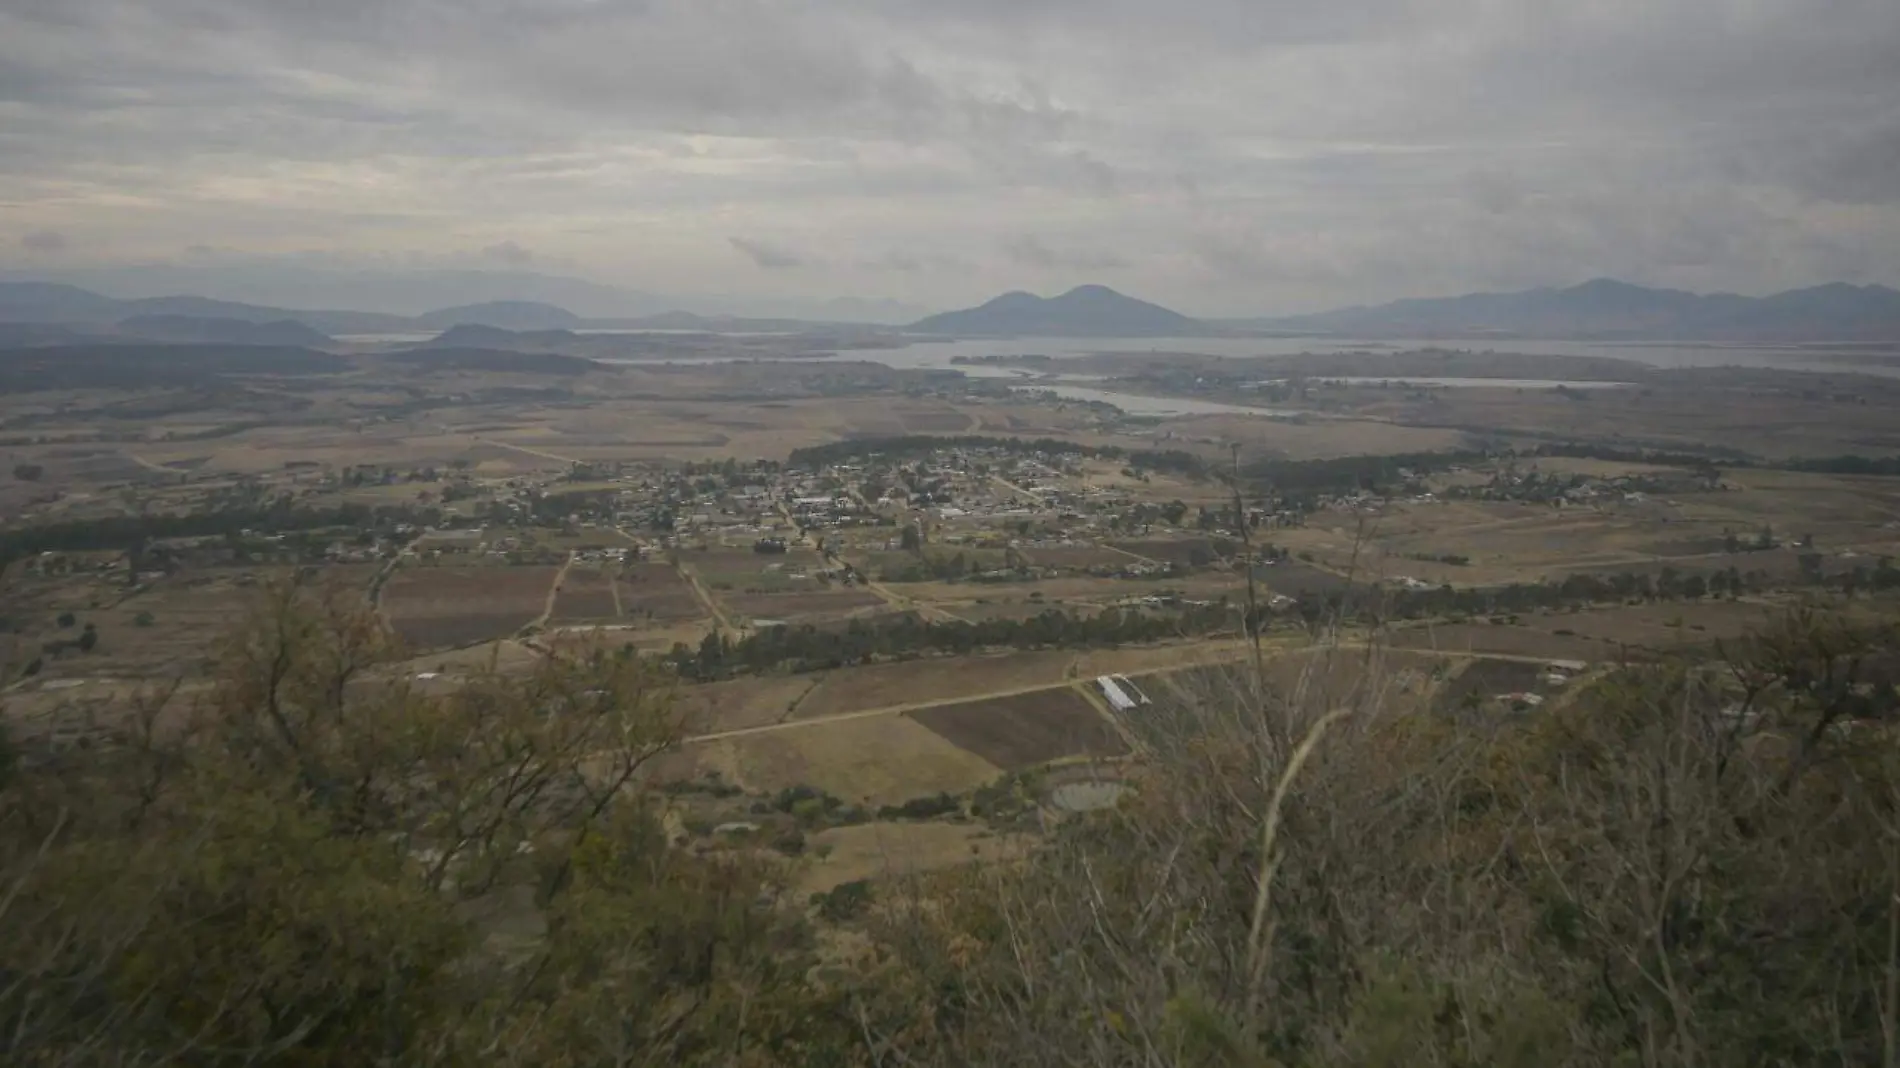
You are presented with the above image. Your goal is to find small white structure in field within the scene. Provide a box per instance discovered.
[1097,675,1138,712]
[1097,674,1152,712]
[1112,674,1152,706]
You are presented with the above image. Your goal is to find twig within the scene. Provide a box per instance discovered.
[1243,705,1346,1021]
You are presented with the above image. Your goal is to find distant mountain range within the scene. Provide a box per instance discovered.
[1240,279,1900,342]
[0,264,932,323]
[0,283,408,335]
[913,279,1900,341]
[3,277,1898,345]
[0,283,905,346]
[910,285,1210,337]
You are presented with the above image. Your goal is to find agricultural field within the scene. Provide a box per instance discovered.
[550,566,620,622]
[718,588,888,625]
[23,571,272,681]
[791,649,1083,720]
[675,674,827,735]
[1387,620,1629,660]
[1017,543,1138,570]
[1432,657,1567,715]
[673,714,1004,807]
[616,564,708,624]
[1110,537,1238,567]
[1253,560,1354,598]
[907,686,1128,770]
[380,564,558,648]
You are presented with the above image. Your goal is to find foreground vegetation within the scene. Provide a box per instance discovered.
[4,581,1899,1065]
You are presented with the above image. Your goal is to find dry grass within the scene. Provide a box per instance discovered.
[797,822,1027,894]
[674,674,825,734]
[681,715,1004,806]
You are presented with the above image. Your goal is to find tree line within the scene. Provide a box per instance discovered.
[786,435,1211,479]
[0,501,443,572]
[663,603,1238,679]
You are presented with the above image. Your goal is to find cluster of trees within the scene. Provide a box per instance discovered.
[0,580,885,1064]
[1282,558,1900,635]
[1242,448,1491,501]
[1787,454,1900,476]
[665,604,1236,679]
[786,435,1210,480]
[0,501,440,573]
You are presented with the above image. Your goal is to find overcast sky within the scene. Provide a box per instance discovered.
[2,0,1897,316]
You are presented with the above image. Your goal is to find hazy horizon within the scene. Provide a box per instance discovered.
[3,0,1898,317]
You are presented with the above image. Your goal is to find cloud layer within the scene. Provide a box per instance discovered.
[2,0,1897,313]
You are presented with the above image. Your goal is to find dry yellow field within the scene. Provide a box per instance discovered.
[680,714,1004,806]
[797,822,1029,894]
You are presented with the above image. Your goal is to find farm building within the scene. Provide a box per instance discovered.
[1097,676,1137,711]
[1097,674,1152,712]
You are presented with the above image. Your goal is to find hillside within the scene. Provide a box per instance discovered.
[115,315,335,348]
[1257,278,1900,340]
[910,285,1209,337]
[0,283,419,335]
[0,282,123,323]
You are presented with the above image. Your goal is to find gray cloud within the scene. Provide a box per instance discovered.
[729,237,805,270]
[861,250,972,273]
[0,0,1895,314]
[481,241,534,266]
[20,230,67,253]
[1003,236,1128,271]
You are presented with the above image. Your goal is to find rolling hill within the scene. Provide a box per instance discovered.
[910,285,1208,337]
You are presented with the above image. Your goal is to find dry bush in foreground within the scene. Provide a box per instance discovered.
[3,581,1898,1066]
[863,608,1900,1067]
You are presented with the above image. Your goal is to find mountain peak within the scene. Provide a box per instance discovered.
[912,286,1205,337]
